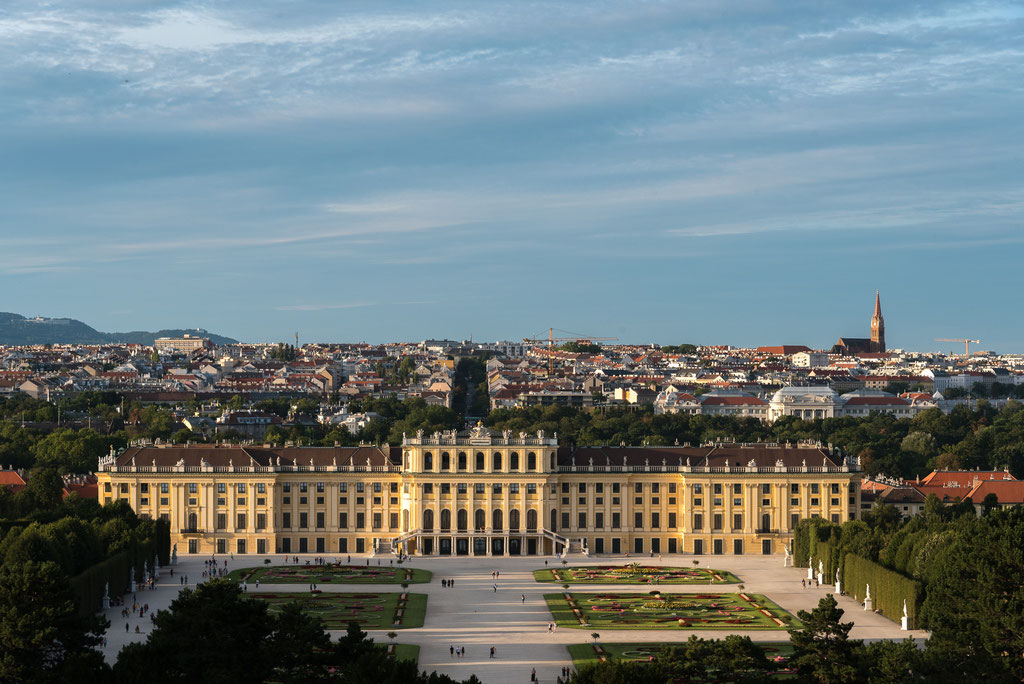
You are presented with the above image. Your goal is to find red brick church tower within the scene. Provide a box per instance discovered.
[870,290,885,353]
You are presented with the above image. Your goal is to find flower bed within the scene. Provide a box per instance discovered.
[534,566,740,584]
[254,592,427,629]
[544,592,797,630]
[227,564,432,585]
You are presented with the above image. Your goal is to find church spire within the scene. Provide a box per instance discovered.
[871,290,885,352]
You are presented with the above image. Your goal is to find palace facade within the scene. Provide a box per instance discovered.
[96,426,862,558]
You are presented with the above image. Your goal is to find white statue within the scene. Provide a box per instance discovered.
[903,599,908,618]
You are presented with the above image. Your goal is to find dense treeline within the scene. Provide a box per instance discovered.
[0,475,170,680]
[573,507,1024,684]
[486,401,1024,479]
[788,504,1024,681]
[4,391,1024,479]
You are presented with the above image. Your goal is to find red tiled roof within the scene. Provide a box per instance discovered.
[0,470,26,492]
[757,345,811,355]
[966,480,1024,504]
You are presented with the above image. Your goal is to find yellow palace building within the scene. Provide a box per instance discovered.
[96,425,861,558]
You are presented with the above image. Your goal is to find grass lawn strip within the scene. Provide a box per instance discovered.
[227,564,432,584]
[254,592,427,629]
[545,592,797,630]
[534,565,740,584]
[376,643,420,663]
[567,642,795,678]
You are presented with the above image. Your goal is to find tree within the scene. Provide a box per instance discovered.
[900,431,937,459]
[0,560,109,682]
[114,579,286,683]
[788,594,863,683]
[921,508,1024,682]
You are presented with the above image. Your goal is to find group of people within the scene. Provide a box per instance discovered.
[801,578,820,588]
[440,578,455,587]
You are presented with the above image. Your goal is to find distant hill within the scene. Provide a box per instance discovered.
[0,312,237,346]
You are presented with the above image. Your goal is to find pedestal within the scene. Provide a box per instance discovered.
[817,573,824,585]
[102,596,110,609]
[807,566,814,580]
[129,581,136,593]
[835,581,842,595]
[901,616,909,631]
[864,597,873,611]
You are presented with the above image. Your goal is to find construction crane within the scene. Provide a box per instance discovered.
[935,338,980,357]
[523,328,619,375]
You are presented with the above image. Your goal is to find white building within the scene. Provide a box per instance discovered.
[768,386,841,421]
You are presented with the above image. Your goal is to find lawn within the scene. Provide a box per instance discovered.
[227,563,432,584]
[544,592,797,630]
[253,591,427,629]
[377,643,420,663]
[567,641,794,668]
[535,564,740,584]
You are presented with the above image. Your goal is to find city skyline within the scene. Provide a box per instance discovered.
[2,2,1023,349]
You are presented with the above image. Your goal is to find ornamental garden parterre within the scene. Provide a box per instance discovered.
[255,591,427,629]
[545,591,797,629]
[226,562,432,584]
[535,562,740,584]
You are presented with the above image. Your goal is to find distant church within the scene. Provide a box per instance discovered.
[832,291,886,355]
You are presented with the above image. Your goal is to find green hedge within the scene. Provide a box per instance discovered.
[794,519,811,567]
[70,530,161,617]
[843,553,922,629]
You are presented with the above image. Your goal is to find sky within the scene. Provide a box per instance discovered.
[1,1,1023,351]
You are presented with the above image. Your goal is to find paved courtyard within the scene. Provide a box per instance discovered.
[100,553,927,684]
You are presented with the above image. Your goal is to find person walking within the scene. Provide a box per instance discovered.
[521,594,526,603]
[802,578,806,589]
[493,583,497,593]
[489,646,495,659]
[450,645,454,657]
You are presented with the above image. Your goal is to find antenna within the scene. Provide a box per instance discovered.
[294,332,299,349]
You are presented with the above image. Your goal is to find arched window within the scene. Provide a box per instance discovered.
[423,509,434,531]
[457,509,468,531]
[550,453,556,471]
[475,452,485,471]
[441,452,450,470]
[510,452,519,471]
[188,512,198,531]
[492,452,502,471]
[509,508,520,531]
[475,509,486,531]
[761,513,771,532]
[527,509,538,531]
[457,452,467,470]
[549,509,558,531]
[492,509,503,531]
[527,452,537,471]
[423,452,433,471]
[440,509,451,531]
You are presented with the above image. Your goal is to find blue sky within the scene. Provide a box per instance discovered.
[2,2,1023,350]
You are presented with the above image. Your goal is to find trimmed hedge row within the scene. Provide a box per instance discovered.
[843,553,922,629]
[70,518,170,617]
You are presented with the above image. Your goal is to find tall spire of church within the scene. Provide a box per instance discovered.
[871,290,885,353]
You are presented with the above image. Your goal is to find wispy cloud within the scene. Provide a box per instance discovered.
[274,302,377,312]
